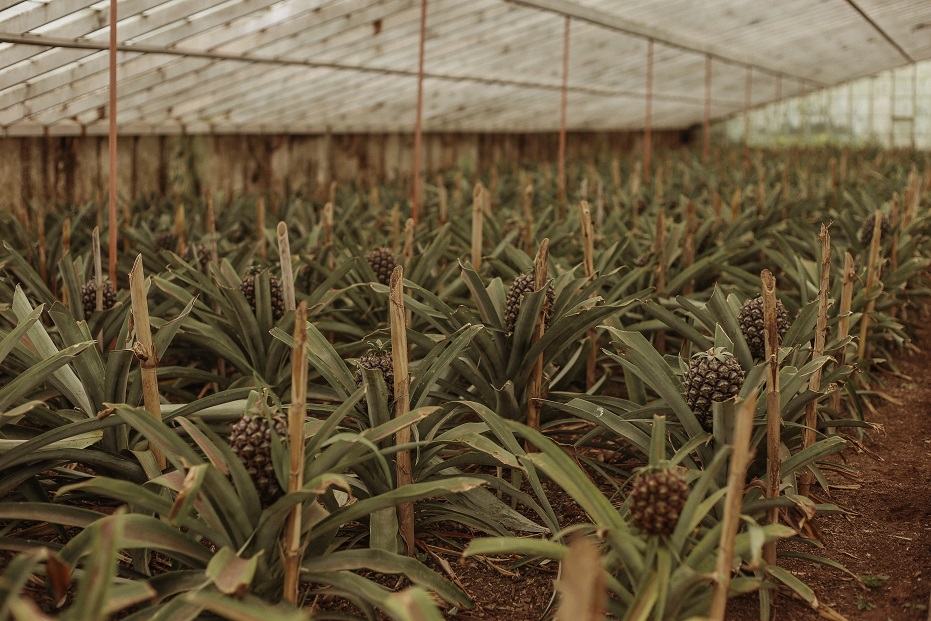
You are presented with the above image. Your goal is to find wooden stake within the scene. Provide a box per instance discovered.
[389,267,415,556]
[526,239,550,450]
[437,174,448,226]
[830,253,856,418]
[328,180,337,208]
[630,161,641,198]
[128,255,166,470]
[206,194,218,265]
[256,197,266,260]
[578,202,597,389]
[277,222,296,313]
[857,211,883,361]
[174,202,186,257]
[283,301,308,604]
[891,193,900,274]
[521,181,534,255]
[555,537,605,621]
[391,202,401,254]
[799,226,831,498]
[323,202,334,248]
[62,218,71,258]
[709,390,757,620]
[730,188,741,221]
[471,183,484,270]
[654,208,666,353]
[403,218,415,267]
[761,269,781,566]
[92,227,104,312]
[683,200,697,295]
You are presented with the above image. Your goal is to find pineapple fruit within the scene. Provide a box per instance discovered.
[628,466,689,537]
[366,247,397,286]
[81,279,117,319]
[684,348,745,432]
[240,267,286,321]
[738,295,789,359]
[858,213,890,248]
[228,408,288,507]
[504,272,555,333]
[354,341,395,407]
[185,243,213,271]
[154,229,177,252]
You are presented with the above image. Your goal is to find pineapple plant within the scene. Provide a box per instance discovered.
[504,272,556,333]
[80,279,117,319]
[858,213,890,248]
[366,246,397,285]
[354,340,395,407]
[627,465,690,537]
[240,266,286,321]
[684,347,745,432]
[738,295,790,359]
[228,402,288,507]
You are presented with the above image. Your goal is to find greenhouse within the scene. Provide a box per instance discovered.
[0,1,929,620]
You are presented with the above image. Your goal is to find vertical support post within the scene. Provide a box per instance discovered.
[643,39,653,181]
[283,301,308,604]
[411,0,428,224]
[869,76,875,141]
[389,267,415,556]
[775,75,783,137]
[107,0,118,285]
[526,239,550,450]
[911,63,918,150]
[743,66,752,170]
[890,70,896,148]
[761,269,781,566]
[557,16,570,202]
[277,222,296,313]
[702,54,711,163]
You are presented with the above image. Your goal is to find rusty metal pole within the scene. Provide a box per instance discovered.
[775,74,782,135]
[742,66,751,170]
[557,16,570,202]
[644,38,653,181]
[702,54,711,163]
[108,0,118,285]
[411,0,428,224]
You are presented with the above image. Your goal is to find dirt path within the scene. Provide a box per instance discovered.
[730,333,931,620]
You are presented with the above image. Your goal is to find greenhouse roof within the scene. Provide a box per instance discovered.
[0,0,929,136]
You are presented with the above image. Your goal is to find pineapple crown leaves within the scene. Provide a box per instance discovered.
[691,346,734,363]
[362,338,392,359]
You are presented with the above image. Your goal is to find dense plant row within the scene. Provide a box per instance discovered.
[0,146,928,620]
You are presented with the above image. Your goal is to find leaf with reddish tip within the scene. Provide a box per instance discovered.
[206,547,262,597]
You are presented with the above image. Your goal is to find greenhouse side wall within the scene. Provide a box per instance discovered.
[0,130,688,209]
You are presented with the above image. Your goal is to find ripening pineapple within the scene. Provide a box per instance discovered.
[240,267,286,321]
[738,296,790,359]
[858,213,891,248]
[185,243,212,271]
[366,247,396,286]
[354,341,395,407]
[684,348,745,432]
[153,229,177,252]
[81,279,117,319]
[627,466,690,537]
[228,412,287,506]
[504,272,555,334]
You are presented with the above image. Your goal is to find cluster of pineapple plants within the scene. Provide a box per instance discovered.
[0,144,927,620]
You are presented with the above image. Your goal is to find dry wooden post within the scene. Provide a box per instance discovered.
[174,202,186,257]
[389,267,415,556]
[323,201,334,247]
[594,180,605,229]
[521,181,534,255]
[578,201,597,389]
[683,200,697,295]
[206,194,218,265]
[709,390,757,620]
[256,197,266,260]
[391,202,401,254]
[799,226,831,498]
[403,218,415,267]
[283,301,309,604]
[653,208,667,353]
[857,211,884,361]
[630,161,641,198]
[128,255,166,470]
[730,188,741,221]
[436,174,448,226]
[277,222,296,313]
[555,537,605,621]
[328,180,337,207]
[107,0,118,285]
[761,269,782,565]
[526,239,550,450]
[471,183,484,270]
[890,193,900,273]
[829,253,855,428]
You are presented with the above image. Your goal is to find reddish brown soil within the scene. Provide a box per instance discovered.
[727,336,931,621]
